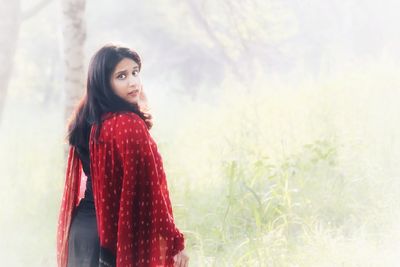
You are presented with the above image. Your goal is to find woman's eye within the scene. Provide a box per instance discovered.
[133,70,139,76]
[117,74,126,79]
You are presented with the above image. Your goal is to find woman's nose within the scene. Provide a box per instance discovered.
[128,75,139,86]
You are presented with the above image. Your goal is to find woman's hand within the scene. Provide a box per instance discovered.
[173,249,189,267]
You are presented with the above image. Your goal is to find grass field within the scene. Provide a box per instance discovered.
[0,60,399,266]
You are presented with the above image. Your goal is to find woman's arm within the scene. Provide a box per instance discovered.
[113,112,185,266]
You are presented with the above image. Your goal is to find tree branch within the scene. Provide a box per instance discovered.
[21,0,54,21]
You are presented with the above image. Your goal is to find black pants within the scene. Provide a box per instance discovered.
[67,200,100,267]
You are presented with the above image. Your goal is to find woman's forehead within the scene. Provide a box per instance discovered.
[113,58,139,72]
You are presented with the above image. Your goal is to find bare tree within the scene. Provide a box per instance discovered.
[186,0,242,78]
[0,0,20,125]
[0,0,54,126]
[61,0,86,156]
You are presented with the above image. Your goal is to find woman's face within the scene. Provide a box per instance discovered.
[110,57,142,105]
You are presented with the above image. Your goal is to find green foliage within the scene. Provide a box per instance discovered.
[161,68,400,266]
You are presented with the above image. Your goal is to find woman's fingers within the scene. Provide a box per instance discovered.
[174,256,182,267]
[180,253,189,267]
[174,250,189,267]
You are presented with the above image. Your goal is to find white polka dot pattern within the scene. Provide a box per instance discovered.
[89,111,185,266]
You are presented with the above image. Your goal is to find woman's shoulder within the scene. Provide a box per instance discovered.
[101,110,139,120]
[101,111,142,123]
[101,111,148,133]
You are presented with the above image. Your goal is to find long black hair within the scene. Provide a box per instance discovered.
[66,43,152,148]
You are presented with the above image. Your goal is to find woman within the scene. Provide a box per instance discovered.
[57,43,189,267]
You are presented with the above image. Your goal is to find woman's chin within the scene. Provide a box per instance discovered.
[128,99,139,107]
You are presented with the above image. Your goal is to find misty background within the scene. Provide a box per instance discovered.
[0,0,400,266]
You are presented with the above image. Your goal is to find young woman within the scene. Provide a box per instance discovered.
[57,43,189,267]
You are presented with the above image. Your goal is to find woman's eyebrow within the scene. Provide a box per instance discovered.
[115,66,139,75]
[115,69,128,75]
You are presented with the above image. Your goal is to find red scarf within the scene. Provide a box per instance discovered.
[57,111,185,267]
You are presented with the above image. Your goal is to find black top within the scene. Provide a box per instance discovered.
[76,144,95,207]
[67,145,99,267]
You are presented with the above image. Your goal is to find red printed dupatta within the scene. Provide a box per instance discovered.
[56,111,185,267]
[56,145,84,267]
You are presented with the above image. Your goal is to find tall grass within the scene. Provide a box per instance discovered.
[161,60,400,266]
[0,58,399,266]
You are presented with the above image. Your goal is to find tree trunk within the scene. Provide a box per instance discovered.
[61,0,86,155]
[0,0,21,126]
